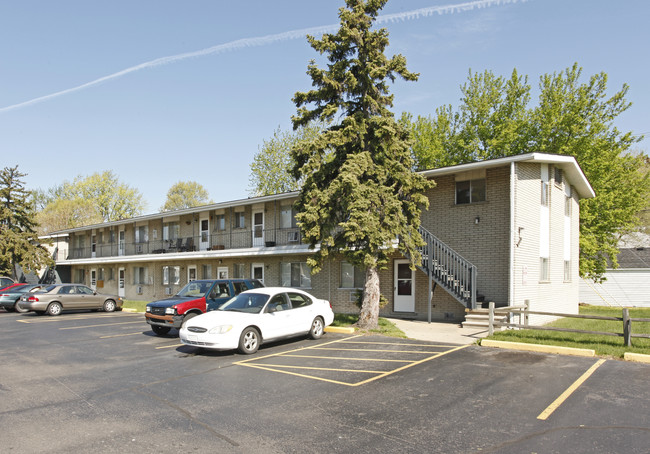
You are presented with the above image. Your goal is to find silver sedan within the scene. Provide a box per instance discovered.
[19,284,123,316]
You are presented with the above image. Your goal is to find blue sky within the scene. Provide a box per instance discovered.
[1,0,648,214]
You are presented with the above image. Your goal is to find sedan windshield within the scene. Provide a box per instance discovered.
[219,293,269,314]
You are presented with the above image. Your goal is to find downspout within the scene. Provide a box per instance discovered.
[509,162,516,307]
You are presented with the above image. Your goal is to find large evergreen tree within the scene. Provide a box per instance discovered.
[291,0,432,329]
[403,64,650,281]
[0,166,53,279]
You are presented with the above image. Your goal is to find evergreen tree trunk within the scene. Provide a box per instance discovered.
[357,266,380,330]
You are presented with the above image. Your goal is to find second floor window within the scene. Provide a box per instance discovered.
[280,205,297,229]
[163,222,180,241]
[456,179,486,205]
[215,214,226,231]
[135,226,148,243]
[234,212,245,229]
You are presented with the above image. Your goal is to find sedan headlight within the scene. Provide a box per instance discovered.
[165,307,176,315]
[208,325,233,334]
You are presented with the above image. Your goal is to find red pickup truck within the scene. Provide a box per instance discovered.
[145,279,264,335]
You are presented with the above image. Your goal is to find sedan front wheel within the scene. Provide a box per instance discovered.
[238,327,260,355]
[103,300,116,312]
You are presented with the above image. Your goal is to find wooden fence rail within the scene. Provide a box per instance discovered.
[488,302,650,347]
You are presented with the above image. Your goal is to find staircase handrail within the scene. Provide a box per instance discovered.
[417,226,477,309]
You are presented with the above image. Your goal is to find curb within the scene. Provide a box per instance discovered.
[121,308,139,313]
[325,326,356,334]
[624,352,650,364]
[480,339,595,357]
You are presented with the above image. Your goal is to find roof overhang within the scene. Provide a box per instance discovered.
[419,153,595,199]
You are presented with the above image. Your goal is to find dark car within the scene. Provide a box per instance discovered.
[0,284,47,313]
[0,276,15,289]
[145,279,264,335]
[19,284,124,316]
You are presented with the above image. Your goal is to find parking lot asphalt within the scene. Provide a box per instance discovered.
[1,309,649,453]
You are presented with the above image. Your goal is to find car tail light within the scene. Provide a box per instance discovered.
[27,296,40,302]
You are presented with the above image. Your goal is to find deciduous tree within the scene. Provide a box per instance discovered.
[291,0,432,329]
[403,64,650,281]
[161,181,212,211]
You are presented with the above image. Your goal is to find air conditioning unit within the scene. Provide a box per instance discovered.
[165,287,172,295]
[136,285,143,295]
[288,231,299,243]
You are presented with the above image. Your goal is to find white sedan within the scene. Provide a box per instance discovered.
[179,287,335,354]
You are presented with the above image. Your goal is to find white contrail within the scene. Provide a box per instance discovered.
[0,0,523,114]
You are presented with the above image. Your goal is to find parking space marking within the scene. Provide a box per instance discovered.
[537,358,606,421]
[59,320,144,330]
[236,335,471,386]
[16,313,141,324]
[155,343,184,349]
[100,331,146,339]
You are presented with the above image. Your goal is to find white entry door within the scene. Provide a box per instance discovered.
[90,269,97,290]
[188,266,197,282]
[252,211,265,247]
[199,217,210,251]
[252,263,264,284]
[118,268,125,298]
[118,230,125,256]
[394,260,415,312]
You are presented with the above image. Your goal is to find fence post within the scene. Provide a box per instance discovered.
[623,308,631,347]
[524,300,530,328]
[488,302,495,336]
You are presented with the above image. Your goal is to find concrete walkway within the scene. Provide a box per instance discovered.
[388,318,488,345]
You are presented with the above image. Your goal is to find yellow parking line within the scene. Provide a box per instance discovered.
[283,353,413,363]
[251,363,386,374]
[59,321,144,330]
[155,343,183,349]
[312,347,448,354]
[243,363,359,386]
[340,340,459,348]
[100,332,144,339]
[537,358,606,421]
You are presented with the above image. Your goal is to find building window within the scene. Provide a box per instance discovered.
[565,195,572,216]
[98,268,104,281]
[135,226,148,243]
[134,267,148,285]
[541,181,549,206]
[215,214,226,231]
[340,262,365,288]
[564,260,571,282]
[75,269,85,284]
[554,167,563,186]
[281,262,311,288]
[108,268,114,281]
[202,265,212,279]
[456,179,486,205]
[540,257,550,282]
[280,205,297,229]
[163,222,180,241]
[163,266,180,285]
[233,263,245,279]
[234,212,245,229]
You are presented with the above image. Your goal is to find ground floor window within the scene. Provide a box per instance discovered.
[564,260,571,282]
[540,257,550,282]
[233,263,245,279]
[75,269,85,284]
[163,266,180,285]
[134,267,149,285]
[281,262,311,288]
[340,262,365,288]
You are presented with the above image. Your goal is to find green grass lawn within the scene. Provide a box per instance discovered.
[122,300,148,312]
[487,305,650,358]
[331,314,406,338]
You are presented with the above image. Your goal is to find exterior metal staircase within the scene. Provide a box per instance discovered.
[415,226,478,311]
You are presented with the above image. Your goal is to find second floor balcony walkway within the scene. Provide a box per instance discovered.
[67,227,304,261]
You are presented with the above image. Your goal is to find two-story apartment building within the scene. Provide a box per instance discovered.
[46,153,594,323]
